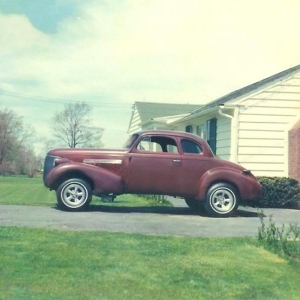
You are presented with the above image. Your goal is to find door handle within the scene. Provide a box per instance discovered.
[172,159,181,165]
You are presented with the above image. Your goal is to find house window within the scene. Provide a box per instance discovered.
[185,125,193,133]
[206,118,217,154]
[196,124,207,140]
[195,120,217,153]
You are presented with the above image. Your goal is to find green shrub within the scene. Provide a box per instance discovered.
[257,211,300,259]
[254,177,300,208]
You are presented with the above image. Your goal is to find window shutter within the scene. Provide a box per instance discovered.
[207,118,217,154]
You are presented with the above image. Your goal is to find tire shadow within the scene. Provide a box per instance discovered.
[83,204,260,218]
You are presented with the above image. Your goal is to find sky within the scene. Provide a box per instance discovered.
[0,0,300,154]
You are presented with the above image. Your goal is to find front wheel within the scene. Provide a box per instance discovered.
[56,178,92,211]
[204,183,239,217]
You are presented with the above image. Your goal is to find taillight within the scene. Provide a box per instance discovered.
[243,169,252,175]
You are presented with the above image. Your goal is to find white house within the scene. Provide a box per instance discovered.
[128,64,300,180]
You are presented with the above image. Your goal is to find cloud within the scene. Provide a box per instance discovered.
[1,0,300,104]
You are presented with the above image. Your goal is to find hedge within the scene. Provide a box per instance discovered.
[250,177,300,208]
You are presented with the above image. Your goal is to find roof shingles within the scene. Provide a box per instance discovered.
[191,64,300,115]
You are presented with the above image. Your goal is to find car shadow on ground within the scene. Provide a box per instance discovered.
[81,204,260,218]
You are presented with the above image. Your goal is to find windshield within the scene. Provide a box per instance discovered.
[123,134,139,148]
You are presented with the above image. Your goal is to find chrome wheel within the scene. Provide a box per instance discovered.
[209,187,236,214]
[57,179,92,210]
[204,183,239,217]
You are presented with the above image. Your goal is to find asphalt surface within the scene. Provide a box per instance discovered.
[0,198,299,237]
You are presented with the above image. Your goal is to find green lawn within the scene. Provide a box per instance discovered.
[0,177,172,208]
[0,227,299,300]
[0,177,56,206]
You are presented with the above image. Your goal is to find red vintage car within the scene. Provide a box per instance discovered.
[43,130,262,217]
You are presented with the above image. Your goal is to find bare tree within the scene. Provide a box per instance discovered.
[0,109,22,164]
[0,108,37,176]
[51,102,103,148]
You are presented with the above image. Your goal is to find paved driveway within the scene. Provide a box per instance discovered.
[0,200,299,237]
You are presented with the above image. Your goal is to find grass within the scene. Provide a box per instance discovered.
[0,227,300,300]
[0,176,172,208]
[0,177,56,206]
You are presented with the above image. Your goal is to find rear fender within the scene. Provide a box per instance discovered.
[197,168,259,201]
[45,162,124,195]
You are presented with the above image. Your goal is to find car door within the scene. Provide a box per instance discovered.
[126,135,182,195]
[179,138,212,197]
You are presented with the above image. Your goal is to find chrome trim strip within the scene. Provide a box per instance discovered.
[83,159,122,164]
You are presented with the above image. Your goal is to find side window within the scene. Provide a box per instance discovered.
[137,137,163,152]
[181,139,202,154]
[166,144,178,153]
[136,136,179,153]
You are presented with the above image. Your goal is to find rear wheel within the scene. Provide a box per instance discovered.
[56,178,92,211]
[204,183,238,217]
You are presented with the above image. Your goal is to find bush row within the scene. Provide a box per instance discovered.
[249,177,300,209]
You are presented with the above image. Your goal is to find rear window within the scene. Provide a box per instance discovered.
[181,139,202,154]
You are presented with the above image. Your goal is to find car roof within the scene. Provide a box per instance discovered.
[132,130,214,157]
[135,130,202,140]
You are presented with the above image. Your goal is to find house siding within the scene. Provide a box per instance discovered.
[216,117,231,160]
[128,108,141,134]
[236,74,300,176]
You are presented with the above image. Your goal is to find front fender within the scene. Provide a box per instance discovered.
[44,162,124,195]
[197,168,262,201]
